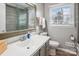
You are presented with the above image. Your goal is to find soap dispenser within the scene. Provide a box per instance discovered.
[27,32,31,39]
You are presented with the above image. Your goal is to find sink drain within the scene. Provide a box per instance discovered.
[27,47,30,49]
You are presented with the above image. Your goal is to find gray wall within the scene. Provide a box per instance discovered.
[35,3,44,17]
[44,3,76,50]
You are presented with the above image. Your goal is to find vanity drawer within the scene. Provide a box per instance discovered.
[0,40,7,55]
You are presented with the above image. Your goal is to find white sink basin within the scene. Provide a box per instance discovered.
[1,35,50,56]
[17,40,31,47]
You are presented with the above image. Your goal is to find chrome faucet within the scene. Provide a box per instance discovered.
[19,35,26,41]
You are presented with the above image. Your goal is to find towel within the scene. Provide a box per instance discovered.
[37,17,46,29]
[39,17,42,25]
[42,18,46,29]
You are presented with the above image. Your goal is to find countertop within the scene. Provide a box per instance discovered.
[1,35,50,56]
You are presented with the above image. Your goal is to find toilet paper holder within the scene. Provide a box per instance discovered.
[69,34,78,55]
[70,34,76,42]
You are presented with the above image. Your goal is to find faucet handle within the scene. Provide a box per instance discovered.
[19,36,26,41]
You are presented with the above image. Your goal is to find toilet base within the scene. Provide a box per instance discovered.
[48,48,56,56]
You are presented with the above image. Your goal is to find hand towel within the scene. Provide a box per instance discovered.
[42,18,46,29]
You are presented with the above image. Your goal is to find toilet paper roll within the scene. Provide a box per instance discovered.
[49,41,59,48]
[70,36,75,41]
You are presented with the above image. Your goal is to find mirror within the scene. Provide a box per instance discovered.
[6,3,36,32]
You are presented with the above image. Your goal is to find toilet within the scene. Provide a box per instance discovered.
[49,40,60,56]
[40,32,60,55]
[49,40,60,48]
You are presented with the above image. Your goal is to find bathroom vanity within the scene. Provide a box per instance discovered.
[1,34,50,56]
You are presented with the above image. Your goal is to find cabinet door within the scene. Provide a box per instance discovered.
[33,51,40,56]
[40,45,46,56]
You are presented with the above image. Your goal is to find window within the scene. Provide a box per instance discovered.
[49,4,74,26]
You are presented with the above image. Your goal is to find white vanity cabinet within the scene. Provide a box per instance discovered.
[1,35,50,56]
